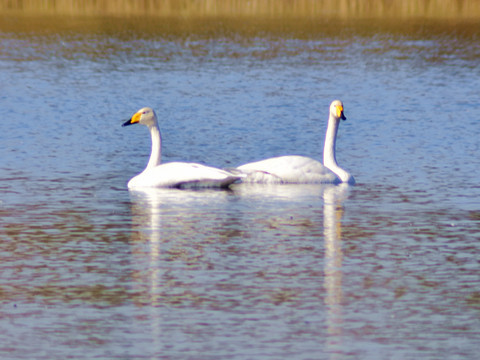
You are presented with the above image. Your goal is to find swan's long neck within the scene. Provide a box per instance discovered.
[323,115,353,184]
[146,123,162,170]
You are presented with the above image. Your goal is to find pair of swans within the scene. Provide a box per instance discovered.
[122,100,355,189]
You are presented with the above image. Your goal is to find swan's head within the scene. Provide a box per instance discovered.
[330,100,346,121]
[122,107,158,127]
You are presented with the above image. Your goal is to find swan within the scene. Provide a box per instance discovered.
[122,107,242,189]
[236,100,355,185]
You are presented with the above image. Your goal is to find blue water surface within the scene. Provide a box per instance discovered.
[1,16,480,360]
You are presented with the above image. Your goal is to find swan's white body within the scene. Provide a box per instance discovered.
[237,100,355,185]
[236,155,339,184]
[123,107,242,189]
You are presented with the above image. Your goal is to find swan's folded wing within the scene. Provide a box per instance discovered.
[128,162,242,188]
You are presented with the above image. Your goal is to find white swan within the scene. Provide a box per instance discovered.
[236,100,355,185]
[122,107,242,189]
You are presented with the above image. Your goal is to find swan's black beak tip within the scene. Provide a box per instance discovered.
[341,113,346,121]
[122,118,134,127]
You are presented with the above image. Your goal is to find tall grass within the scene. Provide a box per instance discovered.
[1,0,480,18]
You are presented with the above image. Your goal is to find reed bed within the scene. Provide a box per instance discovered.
[1,0,480,18]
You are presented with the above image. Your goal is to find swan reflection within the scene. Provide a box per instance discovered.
[323,183,351,359]
[230,183,330,200]
[127,184,351,357]
[128,188,233,262]
[128,188,233,353]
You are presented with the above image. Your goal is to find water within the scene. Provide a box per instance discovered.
[1,16,480,359]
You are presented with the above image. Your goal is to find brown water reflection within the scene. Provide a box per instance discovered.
[1,14,479,39]
[0,204,133,308]
[2,183,479,358]
[1,15,478,77]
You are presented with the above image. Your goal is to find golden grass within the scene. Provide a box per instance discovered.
[1,0,480,18]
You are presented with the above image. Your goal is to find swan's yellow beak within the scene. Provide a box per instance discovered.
[336,105,347,120]
[122,112,142,127]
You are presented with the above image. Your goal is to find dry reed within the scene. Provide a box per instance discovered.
[1,0,480,18]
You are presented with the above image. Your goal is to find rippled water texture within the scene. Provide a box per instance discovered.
[1,16,480,359]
